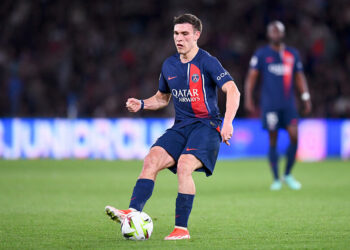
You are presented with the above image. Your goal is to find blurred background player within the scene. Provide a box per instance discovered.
[105,14,240,240]
[244,21,312,190]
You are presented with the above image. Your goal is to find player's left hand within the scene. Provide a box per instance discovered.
[221,122,233,146]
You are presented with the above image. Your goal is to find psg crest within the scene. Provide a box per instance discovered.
[191,74,199,83]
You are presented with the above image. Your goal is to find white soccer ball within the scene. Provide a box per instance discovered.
[121,211,153,240]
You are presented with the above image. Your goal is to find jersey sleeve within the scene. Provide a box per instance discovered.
[158,71,170,93]
[206,56,234,88]
[294,50,304,72]
[249,49,263,71]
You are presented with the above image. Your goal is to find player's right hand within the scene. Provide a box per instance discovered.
[126,98,141,112]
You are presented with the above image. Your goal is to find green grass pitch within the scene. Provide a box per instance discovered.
[0,159,349,249]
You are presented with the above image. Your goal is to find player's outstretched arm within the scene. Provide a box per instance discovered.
[221,81,241,146]
[295,72,312,115]
[126,91,171,113]
[244,69,259,114]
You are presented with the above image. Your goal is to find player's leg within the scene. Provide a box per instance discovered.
[106,128,185,222]
[165,122,221,240]
[264,111,282,190]
[177,154,202,194]
[268,130,279,179]
[129,146,175,211]
[128,128,186,212]
[176,154,202,226]
[284,123,301,190]
[164,154,202,240]
[138,146,176,181]
[106,146,175,222]
[285,123,298,175]
[268,130,282,190]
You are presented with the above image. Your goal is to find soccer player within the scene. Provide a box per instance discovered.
[244,21,312,190]
[105,13,240,240]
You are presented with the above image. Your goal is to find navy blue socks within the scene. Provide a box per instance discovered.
[175,193,195,228]
[268,146,279,180]
[285,143,298,176]
[129,179,154,211]
[129,181,195,228]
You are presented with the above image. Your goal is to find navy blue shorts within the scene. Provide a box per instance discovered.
[152,122,221,177]
[262,107,298,131]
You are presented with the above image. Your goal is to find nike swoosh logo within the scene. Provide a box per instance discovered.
[168,76,177,80]
[186,148,197,151]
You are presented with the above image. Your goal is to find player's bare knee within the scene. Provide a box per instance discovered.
[143,147,172,174]
[177,157,195,178]
[177,164,192,178]
[142,153,161,175]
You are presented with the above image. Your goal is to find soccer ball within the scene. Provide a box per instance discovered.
[121,211,153,240]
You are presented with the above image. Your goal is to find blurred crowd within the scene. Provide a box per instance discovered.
[0,0,349,118]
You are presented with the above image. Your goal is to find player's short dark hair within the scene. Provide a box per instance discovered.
[173,13,202,33]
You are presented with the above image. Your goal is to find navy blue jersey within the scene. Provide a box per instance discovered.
[249,45,303,110]
[159,48,233,129]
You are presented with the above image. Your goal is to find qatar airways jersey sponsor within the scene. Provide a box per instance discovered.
[171,89,200,102]
[267,63,293,76]
[158,49,233,124]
